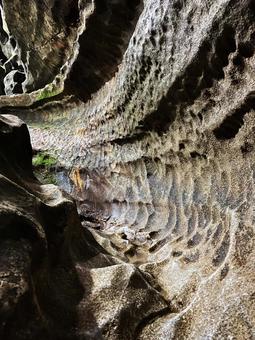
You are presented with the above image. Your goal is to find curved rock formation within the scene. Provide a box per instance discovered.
[0,114,167,339]
[0,0,255,339]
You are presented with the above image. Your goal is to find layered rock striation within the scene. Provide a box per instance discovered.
[0,0,255,339]
[0,114,168,339]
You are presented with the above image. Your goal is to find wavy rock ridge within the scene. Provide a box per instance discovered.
[0,114,168,339]
[0,0,255,339]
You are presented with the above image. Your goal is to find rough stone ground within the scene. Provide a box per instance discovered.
[0,0,255,339]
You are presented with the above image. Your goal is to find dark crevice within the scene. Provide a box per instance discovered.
[238,41,254,58]
[233,55,244,68]
[149,237,170,253]
[124,246,136,257]
[134,268,174,339]
[220,263,229,280]
[135,24,236,136]
[65,0,143,102]
[134,268,175,338]
[172,250,183,257]
[134,306,172,338]
[212,231,230,267]
[113,130,148,146]
[52,0,80,31]
[190,151,207,159]
[141,96,177,134]
[213,96,255,140]
[187,232,202,248]
[241,142,253,154]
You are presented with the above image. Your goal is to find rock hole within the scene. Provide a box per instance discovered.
[241,142,253,154]
[149,231,159,238]
[172,251,183,257]
[213,97,255,140]
[233,55,244,68]
[220,263,229,281]
[179,143,185,150]
[238,42,254,58]
[125,247,136,257]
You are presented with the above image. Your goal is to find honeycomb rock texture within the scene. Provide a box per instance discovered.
[0,0,255,339]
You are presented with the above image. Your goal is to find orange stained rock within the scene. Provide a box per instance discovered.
[70,168,84,190]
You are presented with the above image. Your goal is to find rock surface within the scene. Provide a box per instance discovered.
[0,115,168,339]
[0,0,255,339]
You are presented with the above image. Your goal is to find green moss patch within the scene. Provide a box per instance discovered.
[32,152,58,185]
[36,84,62,102]
[32,152,57,168]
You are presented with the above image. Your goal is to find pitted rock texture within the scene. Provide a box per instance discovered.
[0,115,168,339]
[0,0,255,339]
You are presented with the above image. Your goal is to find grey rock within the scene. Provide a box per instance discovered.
[0,0,254,338]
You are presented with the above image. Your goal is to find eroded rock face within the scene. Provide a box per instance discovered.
[0,0,255,339]
[0,115,167,339]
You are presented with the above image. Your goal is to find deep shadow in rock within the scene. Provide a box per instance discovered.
[65,0,143,102]
[0,115,99,340]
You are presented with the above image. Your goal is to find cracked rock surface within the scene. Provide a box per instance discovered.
[0,0,255,339]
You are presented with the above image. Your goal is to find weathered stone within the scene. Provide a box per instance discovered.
[0,115,167,339]
[0,0,254,338]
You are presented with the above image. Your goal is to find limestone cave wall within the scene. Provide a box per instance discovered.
[0,0,254,339]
